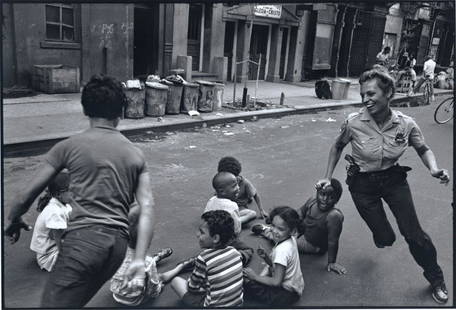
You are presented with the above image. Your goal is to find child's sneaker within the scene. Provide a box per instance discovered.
[251,224,268,235]
[432,282,448,304]
[154,247,173,264]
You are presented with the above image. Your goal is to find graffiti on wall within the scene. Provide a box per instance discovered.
[91,22,132,49]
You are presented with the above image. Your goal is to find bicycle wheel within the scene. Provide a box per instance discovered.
[434,97,454,124]
[423,83,430,105]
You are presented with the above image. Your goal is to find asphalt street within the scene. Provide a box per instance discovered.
[2,101,453,307]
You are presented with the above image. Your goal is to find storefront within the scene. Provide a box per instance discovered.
[222,4,301,82]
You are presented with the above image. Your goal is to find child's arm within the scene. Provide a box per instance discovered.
[257,246,273,268]
[326,210,346,275]
[253,194,268,220]
[297,198,312,236]
[243,263,286,287]
[187,256,206,293]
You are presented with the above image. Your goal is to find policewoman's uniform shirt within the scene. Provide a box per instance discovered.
[336,108,427,172]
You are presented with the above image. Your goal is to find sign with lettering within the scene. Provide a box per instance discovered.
[253,5,282,19]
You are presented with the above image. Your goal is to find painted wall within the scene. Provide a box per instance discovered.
[209,4,226,73]
[5,3,81,87]
[81,4,134,83]
[171,4,189,69]
[384,11,403,57]
[2,4,16,87]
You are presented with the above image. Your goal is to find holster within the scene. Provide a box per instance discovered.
[344,154,360,186]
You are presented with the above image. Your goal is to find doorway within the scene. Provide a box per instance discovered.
[248,24,268,80]
[188,4,203,71]
[224,21,236,81]
[133,5,159,78]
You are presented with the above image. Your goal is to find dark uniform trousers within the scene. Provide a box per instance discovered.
[348,166,444,287]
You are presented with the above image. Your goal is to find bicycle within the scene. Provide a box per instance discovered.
[434,96,454,124]
[422,75,434,105]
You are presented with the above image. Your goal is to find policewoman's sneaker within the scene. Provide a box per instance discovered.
[432,282,448,304]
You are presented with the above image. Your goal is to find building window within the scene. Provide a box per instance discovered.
[45,4,75,41]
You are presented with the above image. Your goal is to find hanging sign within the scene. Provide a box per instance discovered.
[253,5,282,19]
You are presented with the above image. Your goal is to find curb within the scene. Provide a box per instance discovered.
[4,91,452,157]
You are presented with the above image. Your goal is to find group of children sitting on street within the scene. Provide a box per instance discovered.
[30,155,345,307]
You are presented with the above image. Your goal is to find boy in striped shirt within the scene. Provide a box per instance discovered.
[170,210,244,307]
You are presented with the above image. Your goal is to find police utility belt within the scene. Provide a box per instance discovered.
[344,154,412,185]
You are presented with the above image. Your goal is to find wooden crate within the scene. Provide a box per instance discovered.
[33,65,80,93]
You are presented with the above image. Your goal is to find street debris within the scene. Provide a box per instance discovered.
[188,145,197,149]
[280,125,290,129]
[237,119,245,124]
[311,119,317,122]
[157,117,164,122]
[252,116,258,121]
[188,110,200,117]
[223,132,235,136]
[215,113,224,116]
[326,117,337,122]
[223,124,231,128]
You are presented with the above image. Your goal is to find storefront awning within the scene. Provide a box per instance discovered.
[223,4,300,26]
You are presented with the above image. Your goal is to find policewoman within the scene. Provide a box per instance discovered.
[316,67,450,304]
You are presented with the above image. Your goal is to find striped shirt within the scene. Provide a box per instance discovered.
[188,246,243,307]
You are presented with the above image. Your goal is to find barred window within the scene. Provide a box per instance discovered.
[45,4,75,41]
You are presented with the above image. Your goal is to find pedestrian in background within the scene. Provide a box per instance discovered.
[375,46,391,67]
[5,75,155,308]
[316,67,450,304]
[414,55,437,101]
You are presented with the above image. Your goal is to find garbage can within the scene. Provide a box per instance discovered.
[161,79,184,114]
[213,82,225,111]
[145,82,169,117]
[331,79,351,100]
[196,80,215,112]
[181,81,200,113]
[123,80,145,119]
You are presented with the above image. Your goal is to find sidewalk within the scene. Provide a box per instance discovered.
[3,79,452,148]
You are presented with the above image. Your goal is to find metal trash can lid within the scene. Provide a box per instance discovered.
[183,81,199,87]
[146,81,169,90]
[195,80,215,86]
[333,78,351,84]
[34,64,64,69]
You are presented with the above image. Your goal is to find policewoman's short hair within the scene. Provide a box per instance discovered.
[359,68,396,100]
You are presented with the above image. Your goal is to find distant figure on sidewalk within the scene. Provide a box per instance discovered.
[30,171,72,272]
[316,67,450,304]
[414,55,437,101]
[170,210,244,307]
[5,74,155,308]
[396,53,417,96]
[252,178,346,275]
[217,156,268,223]
[376,46,391,67]
[204,171,254,265]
